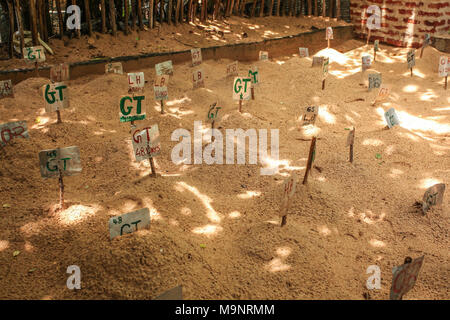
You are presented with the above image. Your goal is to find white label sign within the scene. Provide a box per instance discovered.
[407,50,415,69]
[259,51,268,61]
[374,85,390,103]
[23,46,46,63]
[109,208,151,240]
[299,47,309,58]
[131,124,161,162]
[0,121,29,147]
[43,82,69,113]
[127,72,145,92]
[206,102,222,124]
[39,146,82,178]
[280,172,297,217]
[248,66,259,87]
[438,56,449,77]
[422,183,445,214]
[105,62,123,75]
[192,69,205,89]
[312,56,324,68]
[154,86,168,101]
[367,5,381,30]
[233,77,251,101]
[322,57,329,80]
[119,95,146,122]
[326,27,333,40]
[191,48,202,67]
[302,106,318,126]
[155,60,174,76]
[362,55,371,72]
[226,61,238,77]
[0,80,13,98]
[390,256,424,300]
[155,74,170,87]
[384,108,400,128]
[368,73,382,91]
[50,63,70,82]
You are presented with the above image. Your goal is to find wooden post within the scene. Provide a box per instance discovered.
[281,215,287,227]
[137,0,143,30]
[411,67,413,77]
[314,0,318,15]
[84,0,93,36]
[161,100,164,114]
[239,99,242,112]
[322,0,326,17]
[6,0,14,59]
[29,0,39,45]
[149,157,156,176]
[211,120,215,143]
[251,87,255,100]
[109,0,117,36]
[188,0,193,21]
[322,79,325,90]
[308,0,311,15]
[59,169,65,210]
[14,0,24,55]
[168,0,173,24]
[367,29,371,45]
[56,110,62,123]
[330,0,335,17]
[276,0,281,16]
[176,0,181,24]
[327,38,330,48]
[239,0,245,16]
[349,127,355,163]
[101,0,107,33]
[160,0,164,24]
[259,0,264,16]
[302,136,316,185]
[201,0,206,21]
[123,0,129,34]
[55,0,64,38]
[251,0,257,17]
[130,0,136,29]
[336,0,340,20]
[445,76,448,90]
[180,0,184,22]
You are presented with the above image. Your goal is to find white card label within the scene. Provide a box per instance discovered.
[109,208,151,240]
[43,82,69,113]
[105,62,123,75]
[39,146,82,178]
[233,77,251,100]
[131,124,161,162]
[0,121,29,146]
[23,46,46,63]
[384,108,400,128]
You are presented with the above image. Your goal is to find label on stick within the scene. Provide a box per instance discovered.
[374,85,390,103]
[384,108,400,128]
[312,56,324,68]
[127,72,145,93]
[191,48,202,67]
[154,86,168,101]
[233,77,251,101]
[0,80,13,98]
[302,106,319,126]
[155,60,174,76]
[407,50,415,69]
[326,27,333,40]
[374,40,379,52]
[248,66,259,87]
[280,172,297,217]
[119,95,146,122]
[422,183,445,214]
[105,62,123,75]
[362,55,371,72]
[23,46,46,63]
[368,73,382,91]
[192,69,205,89]
[50,63,70,82]
[131,124,161,162]
[259,51,268,61]
[423,34,431,48]
[322,57,330,80]
[299,47,309,58]
[109,208,151,240]
[390,256,424,300]
[226,61,238,77]
[346,128,355,146]
[206,102,222,124]
[0,121,29,147]
[43,82,69,113]
[39,146,81,178]
[438,56,449,77]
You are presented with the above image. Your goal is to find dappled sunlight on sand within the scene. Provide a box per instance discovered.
[419,178,443,189]
[237,191,261,199]
[265,247,292,272]
[0,240,9,252]
[369,239,386,248]
[192,224,223,237]
[57,204,100,225]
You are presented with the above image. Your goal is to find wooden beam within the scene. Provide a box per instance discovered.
[109,0,117,36]
[84,0,93,36]
[168,0,173,24]
[55,0,64,38]
[14,0,24,54]
[29,0,39,45]
[6,0,14,58]
[101,0,107,33]
[124,0,129,34]
[137,0,143,30]
[336,0,340,20]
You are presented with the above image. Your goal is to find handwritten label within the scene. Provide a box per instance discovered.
[0,121,29,147]
[127,72,145,93]
[280,172,297,217]
[390,256,424,300]
[39,146,81,178]
[374,40,379,52]
[155,60,174,76]
[302,106,318,126]
[384,108,400,128]
[407,50,415,69]
[23,46,46,63]
[346,128,355,146]
[233,77,251,101]
[312,56,324,68]
[109,208,151,240]
[119,95,146,122]
[374,85,390,103]
[362,55,371,72]
[322,57,330,80]
[105,62,123,75]
[248,66,259,87]
[368,73,382,91]
[422,183,445,214]
[131,124,161,162]
[43,82,69,113]
[206,102,222,123]
[326,27,333,40]
[192,68,205,89]
[299,47,309,58]
[226,61,238,77]
[191,48,202,67]
[154,86,168,101]
[155,74,170,87]
[259,51,268,61]
[50,63,70,82]
[0,80,13,98]
[438,56,449,77]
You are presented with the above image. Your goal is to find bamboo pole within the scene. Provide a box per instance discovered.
[14,0,24,54]
[101,0,107,33]
[109,0,117,36]
[6,0,14,58]
[84,0,93,36]
[29,0,39,45]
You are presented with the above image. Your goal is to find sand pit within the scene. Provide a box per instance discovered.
[0,39,448,300]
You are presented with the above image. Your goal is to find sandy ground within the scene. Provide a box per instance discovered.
[0,38,449,300]
[0,15,350,70]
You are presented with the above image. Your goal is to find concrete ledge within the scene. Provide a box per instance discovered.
[0,25,354,84]
[432,36,450,54]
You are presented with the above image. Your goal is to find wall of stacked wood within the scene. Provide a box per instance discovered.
[0,0,349,59]
[350,0,450,48]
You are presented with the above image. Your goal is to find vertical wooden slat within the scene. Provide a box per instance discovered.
[37,0,44,40]
[29,0,39,45]
[330,0,335,18]
[55,0,64,38]
[239,0,244,16]
[6,0,14,58]
[124,0,129,34]
[307,0,311,15]
[259,0,264,17]
[276,0,281,16]
[250,0,257,17]
[180,0,184,22]
[84,0,93,36]
[213,0,220,20]
[336,0,340,20]
[14,0,24,53]
[188,0,193,21]
[101,0,107,33]
[42,0,49,42]
[175,0,181,24]
[314,0,318,16]
[71,0,80,37]
[159,0,164,24]
[229,0,234,16]
[168,0,173,24]
[322,0,325,17]
[131,0,136,30]
[137,0,143,30]
[200,0,205,21]
[109,0,117,36]
[193,0,198,21]
[270,0,274,16]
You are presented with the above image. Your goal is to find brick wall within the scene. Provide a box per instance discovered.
[350,0,450,48]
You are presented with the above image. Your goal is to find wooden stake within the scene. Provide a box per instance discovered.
[259,0,264,16]
[322,79,325,90]
[14,0,24,55]
[59,169,65,210]
[149,0,154,28]
[211,120,215,143]
[56,110,62,124]
[124,0,129,34]
[29,0,39,45]
[322,0,326,17]
[367,29,371,45]
[327,38,330,48]
[307,0,312,15]
[137,0,144,30]
[302,136,316,185]
[239,99,242,112]
[276,0,281,16]
[109,0,117,36]
[84,0,93,36]
[251,87,255,100]
[411,67,413,77]
[6,0,14,59]
[161,100,164,114]
[281,215,287,227]
[55,0,64,39]
[131,0,136,30]
[445,76,448,90]
[251,0,257,17]
[336,0,340,20]
[270,0,274,16]
[160,0,164,24]
[149,156,156,176]
[168,0,173,24]
[101,0,107,33]
[349,127,355,163]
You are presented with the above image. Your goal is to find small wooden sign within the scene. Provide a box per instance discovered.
[127,72,145,93]
[226,61,238,77]
[302,106,319,126]
[155,60,174,76]
[0,80,13,98]
[191,48,202,67]
[372,85,390,105]
[326,27,333,40]
[362,55,372,72]
[109,208,151,240]
[347,127,355,163]
[233,77,251,101]
[154,285,183,300]
[155,74,170,87]
[390,256,424,300]
[0,121,29,147]
[39,146,82,178]
[299,47,309,58]
[132,124,161,162]
[259,51,269,61]
[368,73,382,91]
[322,57,330,80]
[280,171,297,226]
[206,102,222,124]
[374,40,379,52]
[422,183,445,214]
[154,86,168,101]
[384,108,400,128]
[23,46,46,63]
[192,68,205,89]
[43,82,69,113]
[248,66,259,87]
[407,50,416,69]
[119,95,146,122]
[438,56,449,77]
[105,62,123,75]
[50,63,70,83]
[312,56,324,68]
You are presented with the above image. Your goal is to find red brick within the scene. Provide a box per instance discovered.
[381,30,400,36]
[405,2,424,8]
[428,2,449,9]
[418,27,436,33]
[385,38,405,47]
[418,11,443,17]
[384,16,399,22]
[350,3,358,8]
[398,9,413,15]
[380,23,390,28]
[424,19,446,26]
[382,8,395,13]
[394,25,408,30]
[403,18,420,24]
[385,0,403,5]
